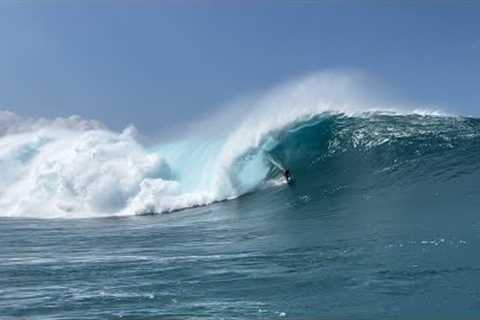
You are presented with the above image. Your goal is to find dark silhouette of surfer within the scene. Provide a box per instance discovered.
[284,169,294,185]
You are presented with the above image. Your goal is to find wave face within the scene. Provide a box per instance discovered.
[264,114,480,200]
[1,108,479,219]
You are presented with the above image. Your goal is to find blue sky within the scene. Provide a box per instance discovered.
[1,1,479,134]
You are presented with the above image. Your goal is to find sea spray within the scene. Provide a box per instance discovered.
[0,72,450,218]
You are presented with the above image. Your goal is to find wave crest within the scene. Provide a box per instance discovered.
[1,72,456,218]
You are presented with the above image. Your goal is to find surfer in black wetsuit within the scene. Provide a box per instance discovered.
[284,169,294,185]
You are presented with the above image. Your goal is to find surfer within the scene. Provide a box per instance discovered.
[284,169,294,185]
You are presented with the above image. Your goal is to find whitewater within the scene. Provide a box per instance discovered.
[0,72,447,219]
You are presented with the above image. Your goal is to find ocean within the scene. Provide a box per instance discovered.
[1,112,480,319]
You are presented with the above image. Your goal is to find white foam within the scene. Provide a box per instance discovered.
[0,127,172,218]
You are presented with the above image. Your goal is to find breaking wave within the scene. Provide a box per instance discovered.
[2,72,477,219]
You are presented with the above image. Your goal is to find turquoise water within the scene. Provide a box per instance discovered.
[2,114,480,319]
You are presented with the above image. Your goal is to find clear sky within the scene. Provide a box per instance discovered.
[1,1,479,134]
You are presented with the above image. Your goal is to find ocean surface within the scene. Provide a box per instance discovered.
[2,112,480,319]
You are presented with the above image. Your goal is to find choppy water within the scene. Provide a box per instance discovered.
[2,186,480,319]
